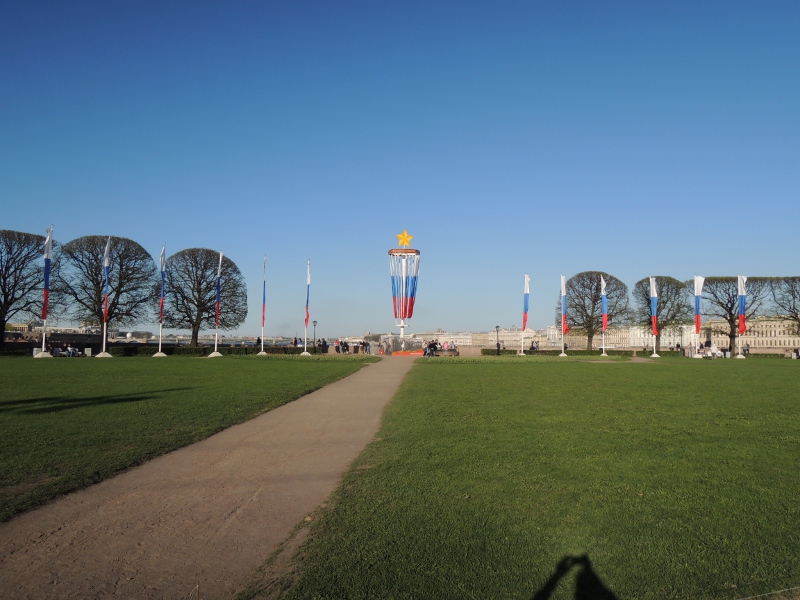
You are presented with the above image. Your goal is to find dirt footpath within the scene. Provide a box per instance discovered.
[0,356,415,599]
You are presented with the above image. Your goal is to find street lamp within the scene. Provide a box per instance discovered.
[496,325,500,356]
[313,320,317,351]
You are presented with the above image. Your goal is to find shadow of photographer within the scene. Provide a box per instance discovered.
[532,554,618,600]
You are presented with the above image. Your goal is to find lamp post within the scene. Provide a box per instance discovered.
[496,325,500,356]
[313,320,317,352]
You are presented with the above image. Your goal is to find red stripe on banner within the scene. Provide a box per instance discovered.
[42,290,49,320]
[562,314,569,334]
[216,302,220,328]
[651,316,659,336]
[523,313,528,331]
[602,314,607,332]
[305,306,309,328]
[739,314,747,334]
[695,314,702,334]
[262,304,266,328]
[159,297,164,324]
[104,295,109,323]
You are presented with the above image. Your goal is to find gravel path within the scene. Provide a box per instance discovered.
[0,356,415,599]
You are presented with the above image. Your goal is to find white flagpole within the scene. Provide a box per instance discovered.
[261,255,266,354]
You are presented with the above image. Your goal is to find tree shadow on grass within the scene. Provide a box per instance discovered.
[0,388,195,415]
[532,554,618,600]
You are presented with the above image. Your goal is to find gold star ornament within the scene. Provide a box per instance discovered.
[396,229,413,247]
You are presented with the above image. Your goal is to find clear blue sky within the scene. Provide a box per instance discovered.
[3,1,798,339]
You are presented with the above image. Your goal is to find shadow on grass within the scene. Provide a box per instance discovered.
[0,388,195,415]
[532,555,618,600]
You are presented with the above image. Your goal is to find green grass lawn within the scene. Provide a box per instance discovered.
[276,357,800,600]
[0,354,375,522]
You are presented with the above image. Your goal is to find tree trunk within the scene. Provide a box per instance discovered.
[586,334,593,351]
[190,324,200,347]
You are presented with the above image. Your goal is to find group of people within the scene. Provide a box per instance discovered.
[332,339,371,354]
[49,343,83,357]
[423,340,457,357]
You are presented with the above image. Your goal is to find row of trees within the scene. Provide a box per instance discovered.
[559,272,800,351]
[0,230,247,349]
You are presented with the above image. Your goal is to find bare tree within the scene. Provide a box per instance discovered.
[51,236,158,342]
[702,276,773,351]
[632,276,693,352]
[770,277,800,335]
[558,271,630,350]
[0,230,49,350]
[163,248,247,346]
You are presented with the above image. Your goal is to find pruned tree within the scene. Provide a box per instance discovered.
[0,230,48,350]
[163,248,247,346]
[770,277,800,335]
[632,276,693,352]
[558,271,630,350]
[702,276,773,351]
[51,235,159,342]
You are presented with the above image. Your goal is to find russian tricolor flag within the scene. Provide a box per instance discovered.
[694,275,704,334]
[522,274,530,331]
[600,275,608,332]
[649,276,659,336]
[159,244,166,324]
[103,237,111,323]
[305,260,310,328]
[561,274,569,334]
[738,275,747,334]
[42,226,53,320]
[215,251,223,328]
[262,255,267,329]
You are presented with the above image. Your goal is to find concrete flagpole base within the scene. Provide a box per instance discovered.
[735,354,746,359]
[559,353,567,357]
[650,353,660,358]
[152,352,167,357]
[600,352,608,356]
[257,351,267,356]
[34,352,53,358]
[208,351,223,358]
[300,351,311,356]
[95,352,113,358]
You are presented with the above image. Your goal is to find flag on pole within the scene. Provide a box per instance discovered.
[42,226,53,320]
[738,275,747,334]
[215,251,223,328]
[262,255,267,328]
[103,237,111,323]
[522,274,530,331]
[305,260,311,328]
[694,275,704,334]
[600,275,608,332]
[159,244,166,324]
[649,276,659,336]
[561,274,569,334]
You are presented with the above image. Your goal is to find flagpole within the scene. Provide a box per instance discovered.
[209,251,224,358]
[259,255,267,356]
[37,226,54,358]
[154,243,167,357]
[97,236,113,357]
[301,259,311,356]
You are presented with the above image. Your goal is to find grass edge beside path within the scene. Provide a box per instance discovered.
[0,355,378,522]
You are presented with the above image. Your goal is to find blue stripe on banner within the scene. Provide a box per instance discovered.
[104,266,110,292]
[695,296,701,315]
[738,295,746,315]
[44,259,51,289]
[561,296,567,315]
[523,294,529,313]
[651,297,658,316]
[602,296,608,314]
[216,279,221,302]
[161,271,166,298]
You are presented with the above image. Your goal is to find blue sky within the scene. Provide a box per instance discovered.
[3,1,798,339]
